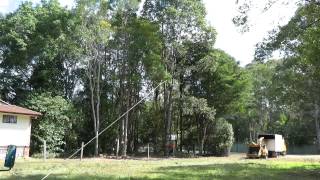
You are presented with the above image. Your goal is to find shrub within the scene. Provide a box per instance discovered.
[211,118,234,156]
[24,93,76,154]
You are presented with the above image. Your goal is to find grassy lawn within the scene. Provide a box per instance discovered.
[0,154,319,180]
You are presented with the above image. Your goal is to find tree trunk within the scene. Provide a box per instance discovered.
[123,111,128,157]
[121,102,125,156]
[120,7,130,158]
[200,123,207,156]
[88,59,100,157]
[249,122,252,142]
[116,137,119,158]
[164,81,173,157]
[120,87,125,157]
[95,55,101,157]
[314,103,320,152]
[95,130,99,156]
[168,82,173,139]
[196,115,200,155]
[179,80,183,152]
[123,89,130,157]
[133,108,140,153]
[164,83,169,156]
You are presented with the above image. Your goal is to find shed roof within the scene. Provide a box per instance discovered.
[0,100,41,116]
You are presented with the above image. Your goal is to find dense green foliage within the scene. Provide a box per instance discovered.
[210,118,234,156]
[24,93,76,153]
[257,1,320,151]
[1,0,319,156]
[230,0,320,152]
[0,0,241,156]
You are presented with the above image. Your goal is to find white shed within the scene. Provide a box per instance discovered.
[0,100,41,159]
[258,134,286,156]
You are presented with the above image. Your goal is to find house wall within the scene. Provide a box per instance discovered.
[0,112,32,158]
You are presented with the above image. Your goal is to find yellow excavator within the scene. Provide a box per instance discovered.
[247,137,268,159]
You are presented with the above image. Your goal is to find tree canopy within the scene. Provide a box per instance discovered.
[1,0,319,156]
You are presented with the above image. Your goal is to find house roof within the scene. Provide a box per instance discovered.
[0,100,41,116]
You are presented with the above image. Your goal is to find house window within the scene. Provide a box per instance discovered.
[2,115,17,124]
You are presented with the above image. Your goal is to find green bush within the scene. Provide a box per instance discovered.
[24,93,76,154]
[211,118,234,156]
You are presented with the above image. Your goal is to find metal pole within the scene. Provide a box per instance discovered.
[80,142,84,161]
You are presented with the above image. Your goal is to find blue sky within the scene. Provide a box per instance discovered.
[0,0,298,66]
[0,0,74,14]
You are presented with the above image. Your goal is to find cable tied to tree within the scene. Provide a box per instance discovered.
[41,80,166,180]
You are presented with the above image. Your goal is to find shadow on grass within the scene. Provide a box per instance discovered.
[4,162,320,180]
[149,163,320,180]
[1,174,144,180]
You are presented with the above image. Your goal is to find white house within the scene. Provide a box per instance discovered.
[0,100,41,159]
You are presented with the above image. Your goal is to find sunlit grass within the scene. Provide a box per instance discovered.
[0,154,319,180]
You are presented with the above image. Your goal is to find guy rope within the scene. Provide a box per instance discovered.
[41,81,166,180]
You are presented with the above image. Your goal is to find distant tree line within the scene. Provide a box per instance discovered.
[234,0,320,152]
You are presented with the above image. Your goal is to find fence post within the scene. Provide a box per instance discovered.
[80,142,84,161]
[43,140,46,161]
[147,143,150,160]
